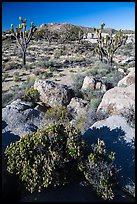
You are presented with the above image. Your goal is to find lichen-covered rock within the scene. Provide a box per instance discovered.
[83,115,135,197]
[118,70,135,87]
[97,84,135,116]
[2,99,45,137]
[81,76,96,91]
[34,79,73,107]
[67,97,88,119]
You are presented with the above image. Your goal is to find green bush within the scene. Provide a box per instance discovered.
[5,124,85,193]
[45,105,71,124]
[87,61,112,77]
[78,139,117,200]
[13,72,21,82]
[89,98,101,110]
[5,125,117,200]
[21,87,40,103]
[49,67,57,72]
[72,74,85,97]
[38,71,52,79]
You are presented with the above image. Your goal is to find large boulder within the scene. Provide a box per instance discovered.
[34,80,73,107]
[97,84,135,116]
[2,99,45,137]
[118,70,135,87]
[67,97,88,119]
[83,115,135,197]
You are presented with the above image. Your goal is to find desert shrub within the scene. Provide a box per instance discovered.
[21,87,40,103]
[89,98,101,111]
[78,139,117,200]
[5,124,86,193]
[2,92,14,107]
[105,71,124,87]
[49,67,57,72]
[38,71,52,79]
[25,76,36,87]
[82,89,104,102]
[4,61,22,71]
[72,74,85,97]
[5,123,118,200]
[87,61,112,77]
[38,60,61,69]
[74,115,87,133]
[45,105,72,125]
[13,72,21,82]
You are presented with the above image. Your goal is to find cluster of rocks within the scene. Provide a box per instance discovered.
[84,68,135,197]
[2,67,135,200]
[81,76,106,92]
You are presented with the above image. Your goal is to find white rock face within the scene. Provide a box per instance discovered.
[83,115,135,196]
[97,84,135,116]
[81,76,96,91]
[34,79,73,107]
[118,70,135,87]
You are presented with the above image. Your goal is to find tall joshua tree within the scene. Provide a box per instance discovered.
[10,17,37,66]
[93,23,128,66]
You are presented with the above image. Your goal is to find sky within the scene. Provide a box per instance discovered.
[2,2,135,31]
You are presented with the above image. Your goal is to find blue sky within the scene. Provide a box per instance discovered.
[2,2,135,31]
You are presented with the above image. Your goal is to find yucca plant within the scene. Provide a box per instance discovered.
[10,17,37,66]
[93,23,128,66]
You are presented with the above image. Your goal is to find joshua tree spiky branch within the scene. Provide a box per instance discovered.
[10,17,37,66]
[93,23,128,66]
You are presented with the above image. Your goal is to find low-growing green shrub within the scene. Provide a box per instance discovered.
[13,72,21,82]
[89,98,101,111]
[21,87,40,103]
[39,71,52,79]
[49,67,57,72]
[45,105,71,124]
[82,88,104,101]
[105,71,124,87]
[78,139,117,200]
[87,61,112,77]
[5,124,86,193]
[5,124,117,200]
[72,74,85,96]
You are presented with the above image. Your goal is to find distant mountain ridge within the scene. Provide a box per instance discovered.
[2,22,135,35]
[37,22,135,34]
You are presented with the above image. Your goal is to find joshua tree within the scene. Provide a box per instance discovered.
[93,23,128,66]
[10,17,37,66]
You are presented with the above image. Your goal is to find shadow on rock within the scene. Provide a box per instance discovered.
[83,126,135,197]
[2,131,20,155]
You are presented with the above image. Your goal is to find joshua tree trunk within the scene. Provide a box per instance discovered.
[108,56,113,66]
[22,51,26,66]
